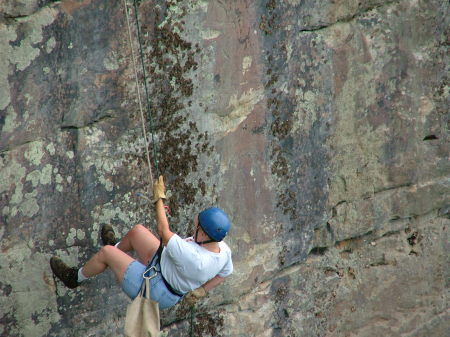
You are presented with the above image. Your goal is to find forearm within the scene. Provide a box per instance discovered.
[155,199,173,245]
[202,275,225,292]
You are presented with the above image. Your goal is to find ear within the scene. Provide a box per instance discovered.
[198,226,212,239]
[203,229,213,240]
[197,226,204,235]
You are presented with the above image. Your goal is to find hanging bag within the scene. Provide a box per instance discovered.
[124,272,160,337]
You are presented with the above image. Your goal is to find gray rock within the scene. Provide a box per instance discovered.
[0,0,448,336]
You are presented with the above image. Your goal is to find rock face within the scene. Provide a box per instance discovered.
[0,0,448,336]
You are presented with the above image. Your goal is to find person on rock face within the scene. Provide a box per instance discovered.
[50,176,233,309]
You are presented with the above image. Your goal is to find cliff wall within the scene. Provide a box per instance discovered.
[0,0,448,336]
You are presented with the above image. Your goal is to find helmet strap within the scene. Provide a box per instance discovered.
[194,227,216,245]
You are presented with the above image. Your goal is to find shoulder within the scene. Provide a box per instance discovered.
[219,240,231,249]
[166,234,197,251]
[167,234,192,243]
[219,241,232,255]
[167,233,182,245]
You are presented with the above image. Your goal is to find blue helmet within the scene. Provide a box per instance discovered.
[198,207,231,241]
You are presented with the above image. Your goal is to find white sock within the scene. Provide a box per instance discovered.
[114,241,121,248]
[77,268,89,283]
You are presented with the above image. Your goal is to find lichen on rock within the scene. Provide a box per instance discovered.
[0,0,448,336]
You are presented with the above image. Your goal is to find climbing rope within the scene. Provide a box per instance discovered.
[122,1,197,336]
[190,305,196,336]
[122,0,160,187]
[131,0,160,179]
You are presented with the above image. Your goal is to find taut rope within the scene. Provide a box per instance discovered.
[122,0,159,187]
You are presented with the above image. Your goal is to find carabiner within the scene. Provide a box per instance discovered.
[143,265,158,280]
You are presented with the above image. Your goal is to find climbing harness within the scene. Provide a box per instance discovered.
[143,241,184,297]
[122,1,197,335]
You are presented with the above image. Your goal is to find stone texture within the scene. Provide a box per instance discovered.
[0,0,448,336]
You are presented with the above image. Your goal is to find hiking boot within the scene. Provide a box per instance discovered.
[101,224,118,246]
[50,256,79,289]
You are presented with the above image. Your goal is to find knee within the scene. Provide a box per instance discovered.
[131,224,147,236]
[99,244,116,257]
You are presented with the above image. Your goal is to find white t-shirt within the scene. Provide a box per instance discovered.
[160,234,233,294]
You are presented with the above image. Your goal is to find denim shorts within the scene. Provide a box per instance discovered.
[122,260,181,310]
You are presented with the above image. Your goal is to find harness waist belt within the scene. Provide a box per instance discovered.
[160,274,184,297]
[149,242,184,297]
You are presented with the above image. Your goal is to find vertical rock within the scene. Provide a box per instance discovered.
[0,0,448,336]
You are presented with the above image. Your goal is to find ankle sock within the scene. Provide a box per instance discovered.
[77,268,89,283]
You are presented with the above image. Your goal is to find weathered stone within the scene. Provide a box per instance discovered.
[0,0,54,19]
[0,0,448,336]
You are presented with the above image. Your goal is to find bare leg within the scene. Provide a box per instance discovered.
[50,225,160,288]
[81,245,134,282]
[116,224,161,265]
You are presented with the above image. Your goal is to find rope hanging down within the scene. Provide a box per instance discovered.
[123,0,160,186]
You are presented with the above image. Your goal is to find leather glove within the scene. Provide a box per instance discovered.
[152,175,166,203]
[184,287,206,306]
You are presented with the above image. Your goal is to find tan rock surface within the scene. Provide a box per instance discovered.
[0,0,448,336]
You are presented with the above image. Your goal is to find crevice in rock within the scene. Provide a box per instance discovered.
[406,230,419,246]
[60,115,113,130]
[380,228,404,239]
[373,182,413,194]
[326,205,444,254]
[437,205,450,218]
[341,229,373,241]
[331,200,347,217]
[0,138,45,154]
[333,200,347,208]
[298,0,400,33]
[389,215,412,223]
[2,14,29,21]
[309,246,328,256]
[423,134,438,141]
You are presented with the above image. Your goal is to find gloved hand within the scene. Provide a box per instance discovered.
[184,287,206,306]
[152,175,166,203]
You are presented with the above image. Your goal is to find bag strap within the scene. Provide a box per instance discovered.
[155,239,164,265]
[146,239,163,269]
[138,276,150,298]
[143,277,151,299]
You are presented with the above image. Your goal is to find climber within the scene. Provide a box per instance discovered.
[49,176,233,309]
